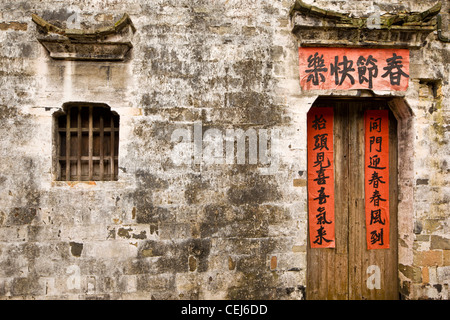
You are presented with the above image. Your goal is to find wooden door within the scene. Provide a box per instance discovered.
[306,98,398,300]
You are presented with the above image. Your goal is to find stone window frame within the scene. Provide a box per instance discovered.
[54,102,119,181]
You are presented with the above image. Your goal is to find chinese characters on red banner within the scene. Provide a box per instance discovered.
[299,48,409,91]
[365,110,390,249]
[307,108,335,248]
[307,108,390,250]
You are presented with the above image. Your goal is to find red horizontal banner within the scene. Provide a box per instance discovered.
[299,47,409,91]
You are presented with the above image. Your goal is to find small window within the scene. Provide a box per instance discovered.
[55,103,119,181]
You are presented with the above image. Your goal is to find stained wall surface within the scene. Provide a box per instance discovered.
[0,0,448,300]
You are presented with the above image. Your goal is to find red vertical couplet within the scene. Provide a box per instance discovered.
[307,107,335,248]
[365,110,390,249]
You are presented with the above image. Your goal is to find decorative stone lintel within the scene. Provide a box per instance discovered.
[290,0,441,49]
[32,13,136,61]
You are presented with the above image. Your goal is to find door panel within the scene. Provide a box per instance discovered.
[306,99,398,300]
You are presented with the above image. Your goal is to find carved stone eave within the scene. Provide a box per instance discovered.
[290,0,441,49]
[32,13,136,61]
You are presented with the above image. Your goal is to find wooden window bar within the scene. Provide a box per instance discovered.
[57,105,119,181]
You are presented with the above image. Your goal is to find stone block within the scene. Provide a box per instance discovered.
[414,250,443,267]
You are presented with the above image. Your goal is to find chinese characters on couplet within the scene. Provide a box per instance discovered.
[365,110,390,249]
[307,108,335,248]
[299,48,409,91]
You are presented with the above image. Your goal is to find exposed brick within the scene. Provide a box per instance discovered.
[399,264,422,283]
[414,250,443,267]
[270,256,277,270]
[422,266,429,284]
[293,178,307,187]
[431,235,450,250]
[443,250,450,266]
[0,22,27,31]
[188,255,197,272]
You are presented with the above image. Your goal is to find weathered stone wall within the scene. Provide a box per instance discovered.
[0,0,448,300]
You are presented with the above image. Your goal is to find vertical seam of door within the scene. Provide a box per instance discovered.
[345,103,350,300]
